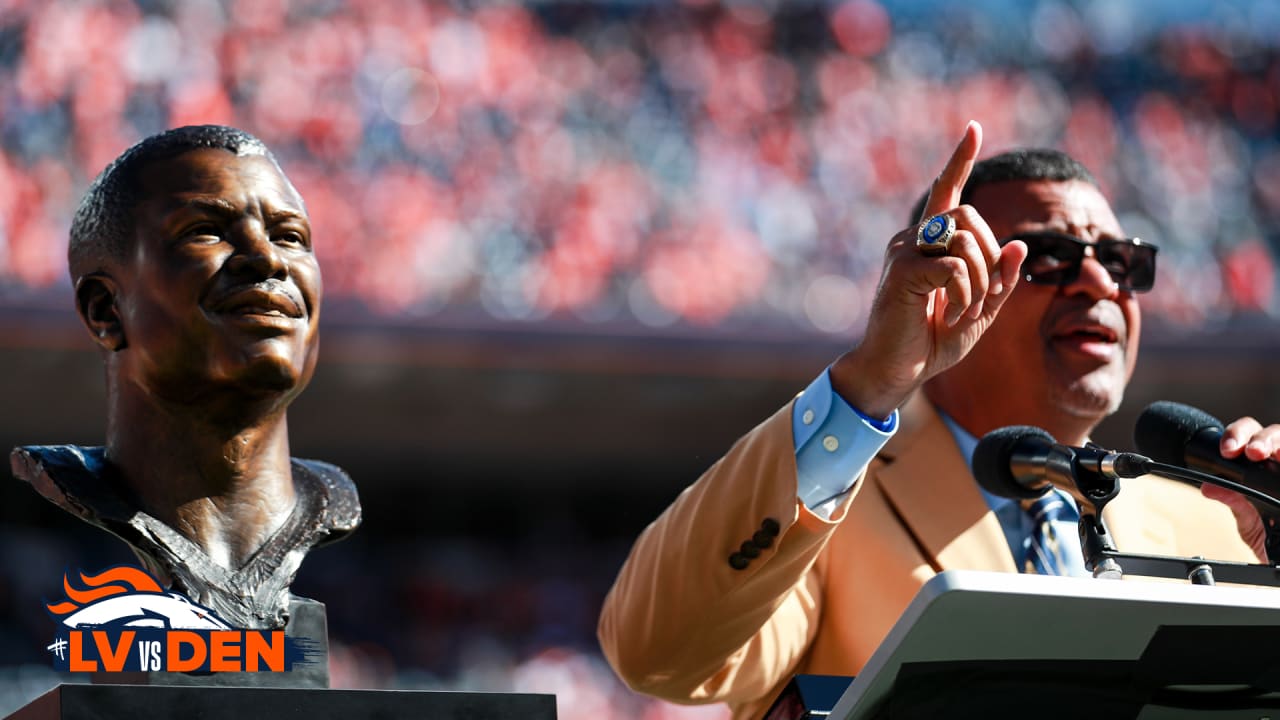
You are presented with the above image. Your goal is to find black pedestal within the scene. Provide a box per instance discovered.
[4,684,557,720]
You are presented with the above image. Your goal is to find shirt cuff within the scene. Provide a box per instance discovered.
[792,368,898,515]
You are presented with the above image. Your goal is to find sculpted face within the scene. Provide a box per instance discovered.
[112,148,321,407]
[942,179,1141,434]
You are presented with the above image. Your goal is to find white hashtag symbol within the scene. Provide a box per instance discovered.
[46,638,68,661]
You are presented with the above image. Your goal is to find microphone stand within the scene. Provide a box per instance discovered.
[1146,460,1280,563]
[1067,449,1280,588]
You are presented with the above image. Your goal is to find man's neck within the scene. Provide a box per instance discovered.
[105,390,298,572]
[924,383,1099,447]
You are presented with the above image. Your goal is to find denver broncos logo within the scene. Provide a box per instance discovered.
[42,565,306,674]
[47,566,230,631]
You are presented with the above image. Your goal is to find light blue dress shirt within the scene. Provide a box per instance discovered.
[791,368,1088,576]
[936,413,1088,577]
[791,368,897,519]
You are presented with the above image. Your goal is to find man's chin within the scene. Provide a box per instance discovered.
[1050,379,1124,420]
[242,362,306,395]
[1044,356,1129,416]
[211,351,309,398]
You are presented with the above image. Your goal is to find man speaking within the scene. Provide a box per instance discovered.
[597,121,1271,719]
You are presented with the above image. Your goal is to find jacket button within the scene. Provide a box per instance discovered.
[760,518,781,537]
[739,541,760,559]
[728,553,750,570]
[752,530,774,549]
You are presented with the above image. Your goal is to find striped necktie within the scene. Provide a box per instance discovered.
[1024,493,1069,575]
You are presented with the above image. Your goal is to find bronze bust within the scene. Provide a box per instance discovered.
[11,126,360,633]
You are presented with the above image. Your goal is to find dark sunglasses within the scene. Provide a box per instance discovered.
[1001,231,1159,293]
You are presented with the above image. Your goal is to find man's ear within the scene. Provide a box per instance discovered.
[75,274,126,352]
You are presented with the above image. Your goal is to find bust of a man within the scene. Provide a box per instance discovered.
[11,125,359,632]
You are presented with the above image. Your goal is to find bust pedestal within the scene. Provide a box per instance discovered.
[5,684,557,720]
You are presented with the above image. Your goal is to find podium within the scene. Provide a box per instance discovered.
[824,571,1280,719]
[4,684,556,720]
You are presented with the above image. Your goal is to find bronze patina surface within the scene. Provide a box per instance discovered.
[11,126,361,633]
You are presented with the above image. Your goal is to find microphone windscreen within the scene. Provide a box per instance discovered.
[1133,401,1224,465]
[972,425,1055,499]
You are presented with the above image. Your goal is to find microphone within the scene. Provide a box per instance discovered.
[973,426,1058,500]
[972,425,1149,501]
[1134,401,1280,562]
[1134,400,1280,503]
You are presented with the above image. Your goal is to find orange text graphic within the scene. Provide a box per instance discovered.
[48,629,295,673]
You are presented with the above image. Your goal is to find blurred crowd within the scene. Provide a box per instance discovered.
[313,537,734,719]
[0,0,1278,336]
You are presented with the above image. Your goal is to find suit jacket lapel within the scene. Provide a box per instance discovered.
[1098,479,1176,554]
[874,396,1017,573]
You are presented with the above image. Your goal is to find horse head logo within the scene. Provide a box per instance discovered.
[47,566,231,631]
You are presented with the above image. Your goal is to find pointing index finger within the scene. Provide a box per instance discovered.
[921,121,983,221]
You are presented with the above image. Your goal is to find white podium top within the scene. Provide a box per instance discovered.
[830,570,1280,720]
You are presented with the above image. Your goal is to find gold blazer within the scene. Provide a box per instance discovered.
[599,393,1259,719]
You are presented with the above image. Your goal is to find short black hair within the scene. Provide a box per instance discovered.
[68,125,278,281]
[908,148,1098,225]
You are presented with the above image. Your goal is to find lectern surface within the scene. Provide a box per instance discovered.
[829,570,1280,720]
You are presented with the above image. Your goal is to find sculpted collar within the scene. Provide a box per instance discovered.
[10,445,361,630]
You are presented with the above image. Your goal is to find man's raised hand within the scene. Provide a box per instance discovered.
[831,121,1028,419]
